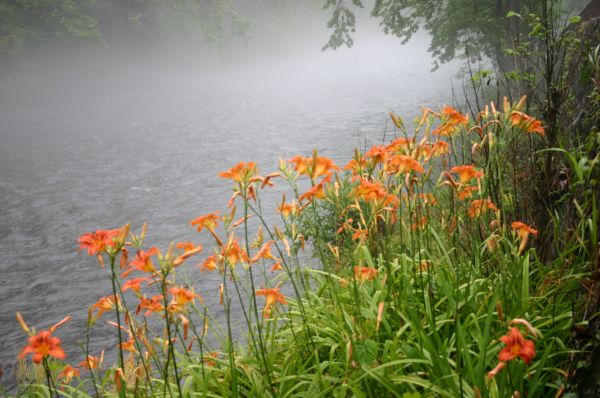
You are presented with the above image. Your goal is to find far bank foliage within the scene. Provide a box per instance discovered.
[0,0,249,61]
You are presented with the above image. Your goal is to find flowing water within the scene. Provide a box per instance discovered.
[0,36,459,386]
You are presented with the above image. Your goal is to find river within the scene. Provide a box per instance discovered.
[0,36,459,387]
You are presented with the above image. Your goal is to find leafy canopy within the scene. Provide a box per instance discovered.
[322,0,586,69]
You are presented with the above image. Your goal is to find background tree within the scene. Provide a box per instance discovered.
[322,0,589,70]
[0,0,250,65]
[0,0,102,59]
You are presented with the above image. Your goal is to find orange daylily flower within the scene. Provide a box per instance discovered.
[218,161,258,183]
[352,228,368,242]
[451,165,484,184]
[122,277,150,294]
[353,266,378,283]
[498,327,536,364]
[385,155,424,175]
[136,294,164,316]
[278,200,300,218]
[365,145,388,165]
[288,155,311,176]
[126,247,159,275]
[442,105,469,124]
[190,211,221,233]
[173,242,203,267]
[79,353,103,370]
[386,137,414,154]
[58,365,80,384]
[509,111,545,136]
[250,172,281,189]
[221,237,249,267]
[420,140,449,160]
[121,338,136,353]
[256,287,287,318]
[270,262,284,272]
[199,254,219,272]
[289,154,339,179]
[176,241,197,251]
[434,122,461,137]
[457,185,479,200]
[433,106,469,136]
[511,221,538,255]
[353,179,387,202]
[19,325,68,364]
[511,221,538,237]
[299,176,329,203]
[77,228,122,256]
[251,241,280,263]
[468,199,499,218]
[92,295,121,319]
[336,218,354,234]
[311,156,340,179]
[488,319,537,379]
[344,156,367,176]
[105,320,137,352]
[169,286,199,310]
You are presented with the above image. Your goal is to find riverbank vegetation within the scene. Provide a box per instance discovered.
[10,90,599,396]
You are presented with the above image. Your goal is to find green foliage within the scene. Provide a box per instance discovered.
[322,0,589,70]
[0,0,250,63]
[322,0,508,68]
[0,0,103,58]
[321,0,362,50]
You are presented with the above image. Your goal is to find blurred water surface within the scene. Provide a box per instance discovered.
[0,36,459,386]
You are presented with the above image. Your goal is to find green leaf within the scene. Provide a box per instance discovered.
[506,11,521,19]
[522,255,530,311]
[353,339,378,366]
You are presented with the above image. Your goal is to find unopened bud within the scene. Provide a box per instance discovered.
[16,312,31,336]
[496,300,504,322]
[515,95,527,111]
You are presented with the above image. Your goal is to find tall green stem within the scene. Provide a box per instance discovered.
[109,255,125,372]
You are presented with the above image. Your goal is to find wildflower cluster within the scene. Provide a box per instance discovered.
[14,99,578,398]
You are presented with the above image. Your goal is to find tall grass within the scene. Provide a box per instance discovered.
[11,97,597,397]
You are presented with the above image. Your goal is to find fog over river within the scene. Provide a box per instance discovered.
[0,33,459,384]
